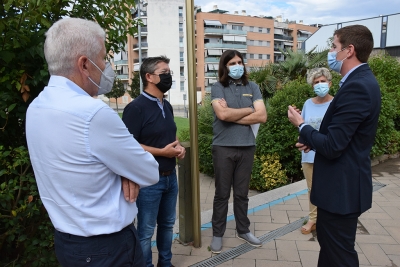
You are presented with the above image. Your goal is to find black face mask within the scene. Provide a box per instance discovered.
[155,73,172,93]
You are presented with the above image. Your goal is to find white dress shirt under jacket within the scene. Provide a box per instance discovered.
[26,76,159,237]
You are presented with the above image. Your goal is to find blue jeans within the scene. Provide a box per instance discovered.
[136,170,178,267]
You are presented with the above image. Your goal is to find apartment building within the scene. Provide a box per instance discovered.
[110,0,190,106]
[195,6,318,97]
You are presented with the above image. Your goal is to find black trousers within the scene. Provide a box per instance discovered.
[317,208,361,267]
[54,224,145,267]
[211,145,256,236]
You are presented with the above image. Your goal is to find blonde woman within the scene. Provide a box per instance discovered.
[300,67,333,234]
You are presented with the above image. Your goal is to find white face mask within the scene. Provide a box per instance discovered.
[87,59,115,95]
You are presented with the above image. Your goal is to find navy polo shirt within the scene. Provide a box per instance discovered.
[122,91,177,172]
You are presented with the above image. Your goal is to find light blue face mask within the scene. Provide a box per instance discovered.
[228,65,244,79]
[313,82,330,97]
[327,48,348,73]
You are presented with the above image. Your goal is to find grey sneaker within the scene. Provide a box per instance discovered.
[210,236,222,253]
[237,232,262,247]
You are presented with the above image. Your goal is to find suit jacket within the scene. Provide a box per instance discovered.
[300,64,381,215]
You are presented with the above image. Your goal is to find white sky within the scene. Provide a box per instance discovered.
[194,0,400,25]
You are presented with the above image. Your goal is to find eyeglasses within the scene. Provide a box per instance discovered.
[151,70,174,76]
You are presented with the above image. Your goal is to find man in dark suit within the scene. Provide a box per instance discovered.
[288,25,381,267]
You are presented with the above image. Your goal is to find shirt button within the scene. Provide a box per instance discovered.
[86,257,91,263]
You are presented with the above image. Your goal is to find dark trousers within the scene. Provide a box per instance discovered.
[54,224,145,267]
[212,145,256,236]
[317,208,361,267]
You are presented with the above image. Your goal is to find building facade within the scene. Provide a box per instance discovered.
[110,0,190,107]
[303,13,400,57]
[194,6,318,98]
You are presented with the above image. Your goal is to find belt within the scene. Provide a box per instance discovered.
[159,170,173,176]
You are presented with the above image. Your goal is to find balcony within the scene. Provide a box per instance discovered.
[204,28,247,36]
[116,74,129,80]
[297,36,308,42]
[274,34,293,41]
[204,72,218,78]
[133,42,148,50]
[205,57,220,63]
[114,60,128,65]
[205,43,247,49]
[134,27,148,37]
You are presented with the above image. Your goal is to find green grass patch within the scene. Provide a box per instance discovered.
[119,113,189,140]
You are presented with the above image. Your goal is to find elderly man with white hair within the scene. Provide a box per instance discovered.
[26,18,159,267]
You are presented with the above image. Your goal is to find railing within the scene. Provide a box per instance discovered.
[274,34,293,41]
[297,36,307,41]
[204,28,247,35]
[114,60,128,65]
[116,74,129,80]
[133,42,148,49]
[205,43,247,49]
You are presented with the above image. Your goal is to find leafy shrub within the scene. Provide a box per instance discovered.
[0,146,57,266]
[250,153,288,191]
[197,95,214,176]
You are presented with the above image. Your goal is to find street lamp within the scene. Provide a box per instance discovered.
[131,0,148,94]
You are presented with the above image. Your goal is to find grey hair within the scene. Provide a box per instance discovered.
[44,18,106,76]
[140,56,170,88]
[306,67,332,85]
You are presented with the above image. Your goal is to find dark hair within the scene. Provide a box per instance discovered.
[140,55,170,88]
[334,25,373,63]
[218,50,248,87]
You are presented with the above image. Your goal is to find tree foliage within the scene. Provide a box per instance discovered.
[105,78,126,113]
[0,0,137,265]
[127,71,141,99]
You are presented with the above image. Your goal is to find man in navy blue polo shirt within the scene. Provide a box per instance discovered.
[122,56,185,267]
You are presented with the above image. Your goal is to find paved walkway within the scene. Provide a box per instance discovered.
[150,156,400,266]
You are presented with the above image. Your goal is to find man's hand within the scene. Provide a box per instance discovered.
[288,105,304,127]
[121,176,139,203]
[175,143,186,160]
[162,140,182,158]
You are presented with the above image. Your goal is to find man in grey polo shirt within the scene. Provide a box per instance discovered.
[210,50,267,253]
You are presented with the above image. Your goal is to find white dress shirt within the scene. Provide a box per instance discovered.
[26,76,159,237]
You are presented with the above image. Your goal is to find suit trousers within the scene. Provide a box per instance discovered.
[317,208,361,267]
[54,224,145,267]
[211,145,256,236]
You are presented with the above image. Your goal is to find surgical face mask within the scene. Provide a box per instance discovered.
[313,82,330,97]
[87,59,115,95]
[155,73,173,93]
[327,47,348,73]
[228,64,244,79]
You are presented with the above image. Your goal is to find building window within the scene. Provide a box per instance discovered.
[266,28,271,34]
[179,23,183,32]
[179,37,183,47]
[258,54,262,59]
[232,25,243,30]
[179,7,183,17]
[249,54,254,59]
[247,39,253,46]
[258,40,263,46]
[258,27,263,33]
[180,67,184,76]
[266,54,270,60]
[180,52,184,62]
[180,81,185,91]
[266,41,271,47]
[250,26,254,32]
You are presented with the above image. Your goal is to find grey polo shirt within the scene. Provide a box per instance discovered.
[211,81,263,146]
